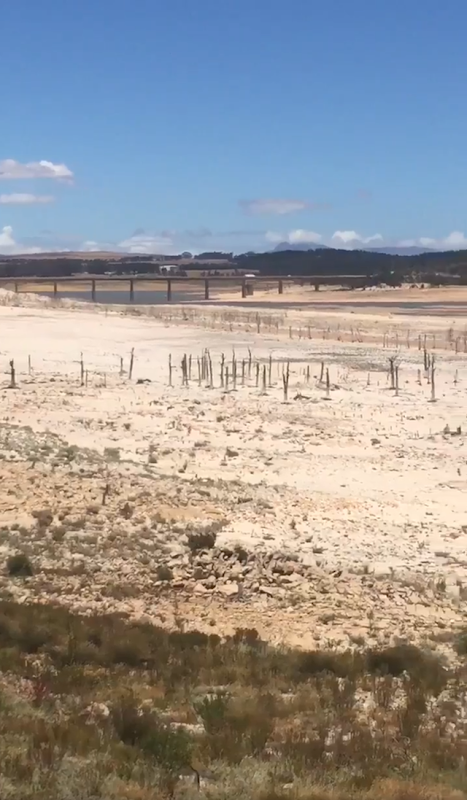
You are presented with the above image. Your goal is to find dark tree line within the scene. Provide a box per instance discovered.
[1,247,467,284]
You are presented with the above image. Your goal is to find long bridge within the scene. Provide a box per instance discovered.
[0,273,370,303]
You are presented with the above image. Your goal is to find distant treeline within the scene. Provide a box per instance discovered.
[1,248,467,284]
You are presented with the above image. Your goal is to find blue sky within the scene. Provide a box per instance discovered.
[2,0,467,254]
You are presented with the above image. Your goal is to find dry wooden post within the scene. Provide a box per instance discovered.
[423,333,427,351]
[85,369,89,388]
[325,368,331,399]
[395,365,399,397]
[406,331,410,349]
[261,365,267,394]
[225,366,229,391]
[188,354,192,380]
[454,369,458,385]
[424,349,431,379]
[268,354,272,388]
[367,372,370,386]
[255,362,260,388]
[128,348,135,380]
[417,369,422,385]
[256,313,261,334]
[241,359,246,386]
[102,483,110,506]
[430,355,436,402]
[119,356,124,377]
[306,365,310,383]
[289,326,292,339]
[388,356,396,390]
[80,353,85,387]
[455,337,460,354]
[220,353,225,388]
[197,357,202,386]
[181,354,188,386]
[208,351,213,387]
[282,361,290,401]
[319,361,324,383]
[168,354,173,387]
[9,359,16,389]
[28,355,32,375]
[232,351,237,390]
[418,334,422,351]
[248,348,252,378]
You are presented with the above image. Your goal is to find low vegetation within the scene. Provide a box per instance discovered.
[0,601,466,798]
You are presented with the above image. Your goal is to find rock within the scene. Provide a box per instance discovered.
[259,585,279,598]
[225,447,239,458]
[446,583,461,600]
[272,561,296,576]
[217,582,239,597]
[194,582,209,594]
[193,567,208,580]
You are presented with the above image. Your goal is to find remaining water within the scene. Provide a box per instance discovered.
[37,289,207,305]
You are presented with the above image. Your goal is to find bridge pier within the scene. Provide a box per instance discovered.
[53,281,58,299]
[167,279,172,302]
[204,279,209,301]
[278,279,283,294]
[91,279,96,302]
[129,279,134,303]
[14,282,19,294]
[241,279,247,298]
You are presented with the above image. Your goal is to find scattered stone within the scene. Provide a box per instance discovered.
[217,582,239,597]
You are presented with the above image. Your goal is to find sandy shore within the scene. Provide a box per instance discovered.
[1,287,466,653]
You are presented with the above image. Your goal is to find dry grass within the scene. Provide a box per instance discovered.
[0,602,466,798]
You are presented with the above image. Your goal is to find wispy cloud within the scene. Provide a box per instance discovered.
[0,193,54,205]
[117,231,177,254]
[0,159,74,182]
[240,198,328,216]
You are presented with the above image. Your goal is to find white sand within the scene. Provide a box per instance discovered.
[1,290,467,650]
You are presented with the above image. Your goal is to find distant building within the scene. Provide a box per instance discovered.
[160,264,181,274]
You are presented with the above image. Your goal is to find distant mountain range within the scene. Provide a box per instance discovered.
[272,242,435,256]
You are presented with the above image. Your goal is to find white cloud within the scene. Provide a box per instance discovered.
[0,226,42,254]
[0,159,74,182]
[402,232,467,250]
[0,193,54,205]
[289,229,322,244]
[332,230,383,247]
[442,231,467,248]
[240,198,312,216]
[266,229,322,245]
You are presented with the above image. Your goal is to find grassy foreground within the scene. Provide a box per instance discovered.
[0,602,466,799]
